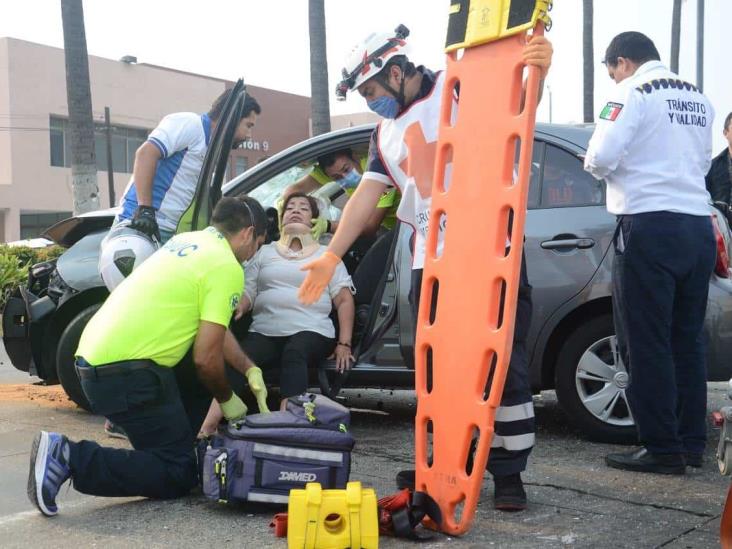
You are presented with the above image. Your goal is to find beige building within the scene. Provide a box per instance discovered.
[0,37,311,242]
[330,111,379,131]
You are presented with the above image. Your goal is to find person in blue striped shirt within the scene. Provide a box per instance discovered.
[114,90,261,242]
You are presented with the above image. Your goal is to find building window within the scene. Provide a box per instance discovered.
[49,118,65,167]
[235,156,248,175]
[49,116,149,173]
[20,211,72,239]
[227,155,250,179]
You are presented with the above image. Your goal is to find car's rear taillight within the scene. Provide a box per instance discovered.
[712,215,730,278]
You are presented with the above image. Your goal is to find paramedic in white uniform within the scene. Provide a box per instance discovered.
[296,25,553,511]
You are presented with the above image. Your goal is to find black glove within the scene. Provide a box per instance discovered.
[130,205,161,241]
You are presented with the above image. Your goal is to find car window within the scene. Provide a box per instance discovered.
[527,142,543,210]
[513,140,543,210]
[539,145,604,208]
[243,144,374,221]
[247,164,312,208]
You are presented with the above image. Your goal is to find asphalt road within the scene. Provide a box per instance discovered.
[0,343,729,548]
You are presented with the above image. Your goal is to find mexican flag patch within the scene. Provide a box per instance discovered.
[600,102,623,121]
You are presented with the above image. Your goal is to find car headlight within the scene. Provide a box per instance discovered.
[31,261,55,279]
[47,269,71,303]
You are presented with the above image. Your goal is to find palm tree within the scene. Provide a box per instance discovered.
[308,0,331,136]
[60,0,99,214]
[670,0,682,73]
[582,0,594,123]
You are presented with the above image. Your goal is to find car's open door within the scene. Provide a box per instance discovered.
[176,79,246,233]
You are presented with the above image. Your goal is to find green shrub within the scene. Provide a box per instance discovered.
[0,244,64,313]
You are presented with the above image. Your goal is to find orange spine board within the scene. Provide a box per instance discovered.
[414,26,544,536]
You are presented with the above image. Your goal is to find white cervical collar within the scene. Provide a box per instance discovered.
[277,228,318,258]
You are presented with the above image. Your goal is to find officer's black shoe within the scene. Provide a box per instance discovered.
[685,453,703,468]
[396,469,415,491]
[493,473,527,511]
[605,448,685,475]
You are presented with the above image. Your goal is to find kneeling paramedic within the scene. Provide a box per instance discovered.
[27,197,269,517]
[297,26,553,510]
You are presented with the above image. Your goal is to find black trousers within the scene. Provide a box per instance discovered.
[411,252,534,477]
[352,230,396,307]
[69,358,209,499]
[230,331,336,399]
[612,212,715,455]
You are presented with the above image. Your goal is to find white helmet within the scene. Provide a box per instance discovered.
[99,224,159,292]
[335,24,411,101]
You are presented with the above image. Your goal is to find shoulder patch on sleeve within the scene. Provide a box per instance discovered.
[599,102,623,121]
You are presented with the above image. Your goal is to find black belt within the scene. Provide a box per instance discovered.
[75,358,156,380]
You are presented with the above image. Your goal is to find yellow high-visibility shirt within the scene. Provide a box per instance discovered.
[77,227,243,366]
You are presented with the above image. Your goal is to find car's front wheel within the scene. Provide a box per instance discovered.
[554,314,638,443]
[56,304,101,411]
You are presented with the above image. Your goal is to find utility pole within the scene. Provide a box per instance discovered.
[547,85,553,123]
[670,0,681,73]
[582,0,594,123]
[104,107,115,207]
[696,0,704,91]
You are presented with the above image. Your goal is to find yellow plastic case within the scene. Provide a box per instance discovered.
[445,0,552,51]
[287,482,379,549]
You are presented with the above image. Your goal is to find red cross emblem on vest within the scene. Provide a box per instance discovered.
[400,122,437,199]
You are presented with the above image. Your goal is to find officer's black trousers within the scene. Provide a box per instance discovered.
[613,212,716,455]
[410,252,534,477]
[68,359,208,499]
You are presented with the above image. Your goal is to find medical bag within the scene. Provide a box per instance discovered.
[200,393,354,505]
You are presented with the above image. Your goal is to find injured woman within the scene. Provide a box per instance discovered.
[199,193,355,434]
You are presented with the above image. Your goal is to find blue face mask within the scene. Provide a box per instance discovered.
[338,168,361,190]
[367,95,400,119]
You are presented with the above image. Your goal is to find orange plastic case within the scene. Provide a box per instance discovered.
[414,24,545,535]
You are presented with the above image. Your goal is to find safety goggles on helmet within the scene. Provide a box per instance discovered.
[335,24,410,101]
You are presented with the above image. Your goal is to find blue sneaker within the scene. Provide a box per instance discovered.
[27,431,71,516]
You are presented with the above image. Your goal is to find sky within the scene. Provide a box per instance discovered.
[1,0,730,150]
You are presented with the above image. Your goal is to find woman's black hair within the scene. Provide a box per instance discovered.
[280,192,320,223]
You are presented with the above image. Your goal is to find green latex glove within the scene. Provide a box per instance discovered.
[245,366,271,413]
[220,393,247,421]
[311,217,329,240]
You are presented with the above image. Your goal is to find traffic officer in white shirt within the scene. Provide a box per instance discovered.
[585,32,715,475]
[115,90,261,242]
[297,25,553,510]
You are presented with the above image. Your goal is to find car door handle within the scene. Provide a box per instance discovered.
[541,238,595,250]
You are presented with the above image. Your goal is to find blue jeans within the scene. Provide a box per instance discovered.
[612,211,716,455]
[159,228,175,243]
[68,358,203,499]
